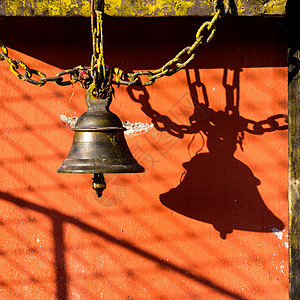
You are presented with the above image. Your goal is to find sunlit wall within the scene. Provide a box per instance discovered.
[0,17,288,299]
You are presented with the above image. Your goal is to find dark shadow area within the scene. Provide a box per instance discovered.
[160,68,286,238]
[287,0,300,85]
[0,191,247,300]
[160,151,285,239]
[52,215,68,300]
[127,67,287,239]
[0,16,287,70]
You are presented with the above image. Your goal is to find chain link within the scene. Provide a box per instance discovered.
[90,0,114,98]
[91,0,106,86]
[118,8,221,87]
[0,41,91,87]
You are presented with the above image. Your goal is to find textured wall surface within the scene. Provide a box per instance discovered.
[0,17,288,299]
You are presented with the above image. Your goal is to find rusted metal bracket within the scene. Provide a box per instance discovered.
[0,0,286,17]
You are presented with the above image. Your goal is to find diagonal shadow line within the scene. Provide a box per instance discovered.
[52,217,68,300]
[0,191,246,300]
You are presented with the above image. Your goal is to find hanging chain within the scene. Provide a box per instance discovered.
[0,1,222,90]
[90,0,112,97]
[0,40,92,87]
[117,8,221,87]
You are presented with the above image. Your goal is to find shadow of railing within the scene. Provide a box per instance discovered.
[0,191,247,300]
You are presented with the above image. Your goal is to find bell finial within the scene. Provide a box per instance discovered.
[92,173,106,197]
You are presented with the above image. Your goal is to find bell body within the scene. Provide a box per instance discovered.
[57,86,144,174]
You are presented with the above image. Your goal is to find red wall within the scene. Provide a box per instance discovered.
[0,17,288,299]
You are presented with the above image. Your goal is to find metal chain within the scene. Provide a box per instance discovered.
[90,0,115,98]
[117,8,221,87]
[0,1,222,90]
[0,40,91,87]
[90,0,108,94]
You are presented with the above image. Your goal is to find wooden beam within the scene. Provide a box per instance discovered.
[0,0,286,17]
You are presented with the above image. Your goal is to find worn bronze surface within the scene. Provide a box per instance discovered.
[57,86,144,174]
[0,0,287,17]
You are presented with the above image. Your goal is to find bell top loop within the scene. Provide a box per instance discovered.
[85,84,112,110]
[73,85,124,132]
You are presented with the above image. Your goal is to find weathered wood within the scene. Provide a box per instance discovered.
[288,0,300,299]
[0,0,286,17]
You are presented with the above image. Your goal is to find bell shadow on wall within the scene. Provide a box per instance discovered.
[128,68,286,239]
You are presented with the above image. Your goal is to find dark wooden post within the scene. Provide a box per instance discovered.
[288,0,300,298]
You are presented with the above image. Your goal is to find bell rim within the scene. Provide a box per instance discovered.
[57,167,145,174]
[57,170,145,174]
[72,127,126,132]
[57,157,145,174]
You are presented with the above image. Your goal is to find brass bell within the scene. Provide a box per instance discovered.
[57,85,144,197]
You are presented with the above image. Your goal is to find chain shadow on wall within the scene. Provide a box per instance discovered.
[127,67,287,239]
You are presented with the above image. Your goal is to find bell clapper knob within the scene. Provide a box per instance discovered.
[92,173,106,197]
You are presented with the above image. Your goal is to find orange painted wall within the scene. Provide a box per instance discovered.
[0,17,288,299]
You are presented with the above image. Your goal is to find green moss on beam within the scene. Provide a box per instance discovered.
[0,0,287,17]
